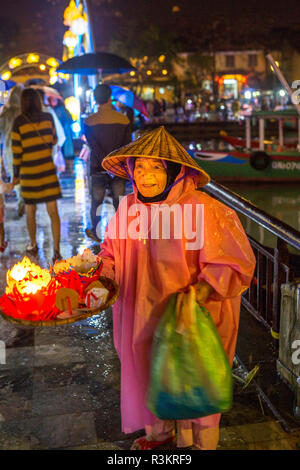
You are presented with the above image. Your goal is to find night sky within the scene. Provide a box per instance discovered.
[1,0,300,61]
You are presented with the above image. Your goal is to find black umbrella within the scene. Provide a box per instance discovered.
[57,52,136,75]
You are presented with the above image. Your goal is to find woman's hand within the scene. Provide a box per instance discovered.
[193,281,214,305]
[12,177,20,186]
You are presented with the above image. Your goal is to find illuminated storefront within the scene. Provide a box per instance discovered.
[217,74,247,99]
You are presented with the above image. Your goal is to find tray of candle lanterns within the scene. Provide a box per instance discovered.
[0,249,119,327]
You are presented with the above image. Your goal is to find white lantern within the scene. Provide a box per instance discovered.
[63,30,79,49]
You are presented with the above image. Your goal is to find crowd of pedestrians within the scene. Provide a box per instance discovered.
[0,85,72,263]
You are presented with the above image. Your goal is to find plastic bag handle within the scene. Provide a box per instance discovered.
[176,285,196,334]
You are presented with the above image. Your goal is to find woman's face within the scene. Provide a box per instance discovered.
[133,157,167,198]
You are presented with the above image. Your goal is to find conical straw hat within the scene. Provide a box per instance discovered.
[101,126,210,187]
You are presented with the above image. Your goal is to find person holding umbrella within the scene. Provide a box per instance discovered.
[83,84,132,242]
[110,85,148,129]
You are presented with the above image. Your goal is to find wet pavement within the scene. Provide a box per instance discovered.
[0,158,299,450]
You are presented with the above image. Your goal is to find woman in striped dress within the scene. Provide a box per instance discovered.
[11,88,62,263]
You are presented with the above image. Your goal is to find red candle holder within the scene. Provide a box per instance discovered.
[0,278,60,321]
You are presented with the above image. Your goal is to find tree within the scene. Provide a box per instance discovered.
[108,20,181,96]
[182,53,215,94]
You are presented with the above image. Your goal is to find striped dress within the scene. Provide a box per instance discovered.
[11,112,62,204]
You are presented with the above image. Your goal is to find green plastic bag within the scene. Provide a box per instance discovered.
[147,287,233,420]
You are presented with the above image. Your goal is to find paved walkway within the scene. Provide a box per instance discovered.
[0,158,299,450]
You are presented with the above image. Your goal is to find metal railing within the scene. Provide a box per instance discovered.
[204,180,300,338]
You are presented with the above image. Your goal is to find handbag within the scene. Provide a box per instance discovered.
[53,148,66,172]
[147,285,233,420]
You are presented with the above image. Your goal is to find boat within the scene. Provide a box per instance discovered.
[186,109,300,182]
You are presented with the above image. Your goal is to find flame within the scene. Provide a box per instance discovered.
[6,257,51,297]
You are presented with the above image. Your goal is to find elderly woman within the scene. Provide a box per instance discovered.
[100,127,256,450]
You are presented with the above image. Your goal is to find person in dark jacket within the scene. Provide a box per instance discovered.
[117,102,134,134]
[83,84,131,242]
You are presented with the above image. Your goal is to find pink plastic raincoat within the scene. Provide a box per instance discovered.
[100,166,256,435]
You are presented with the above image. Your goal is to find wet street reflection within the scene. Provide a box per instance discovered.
[0,157,120,279]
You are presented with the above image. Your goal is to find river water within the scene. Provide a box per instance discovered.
[224,182,300,250]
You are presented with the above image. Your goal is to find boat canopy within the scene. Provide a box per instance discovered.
[244,107,300,151]
[247,108,298,119]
